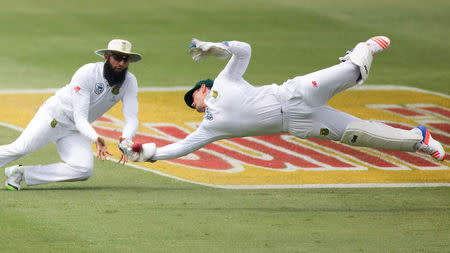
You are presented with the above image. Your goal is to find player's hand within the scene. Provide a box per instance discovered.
[118,153,128,165]
[118,138,129,165]
[189,39,210,61]
[118,139,142,162]
[189,38,230,61]
[118,138,133,164]
[126,142,157,162]
[96,137,112,161]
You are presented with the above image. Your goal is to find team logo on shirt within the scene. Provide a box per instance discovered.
[94,83,104,95]
[212,90,218,99]
[320,128,329,136]
[50,118,58,128]
[112,85,120,95]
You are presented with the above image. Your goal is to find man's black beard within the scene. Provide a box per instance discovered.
[103,59,128,87]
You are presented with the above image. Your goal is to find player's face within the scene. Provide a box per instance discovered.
[105,53,130,73]
[192,87,208,113]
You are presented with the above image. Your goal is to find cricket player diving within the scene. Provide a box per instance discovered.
[2,39,141,190]
[121,36,446,164]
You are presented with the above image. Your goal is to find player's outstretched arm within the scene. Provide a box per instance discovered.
[189,38,251,81]
[122,123,225,162]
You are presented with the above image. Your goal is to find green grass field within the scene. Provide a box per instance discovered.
[0,0,449,93]
[1,126,449,252]
[0,0,449,252]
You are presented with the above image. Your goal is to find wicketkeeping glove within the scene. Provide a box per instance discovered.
[118,139,141,162]
[118,140,157,162]
[189,38,231,62]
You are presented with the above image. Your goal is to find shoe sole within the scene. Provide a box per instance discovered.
[369,36,390,50]
[5,182,19,191]
[4,165,21,191]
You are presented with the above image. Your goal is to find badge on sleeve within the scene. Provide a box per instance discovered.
[94,83,104,95]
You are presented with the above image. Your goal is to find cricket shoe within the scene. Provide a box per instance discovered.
[5,165,24,191]
[415,125,446,161]
[365,36,391,55]
[339,35,391,62]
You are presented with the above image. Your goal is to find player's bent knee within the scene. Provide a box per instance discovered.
[71,164,93,181]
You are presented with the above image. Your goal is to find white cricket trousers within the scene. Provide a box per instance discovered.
[0,106,93,186]
[281,61,363,140]
[281,61,421,151]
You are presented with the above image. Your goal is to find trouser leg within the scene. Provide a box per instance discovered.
[289,105,362,140]
[23,131,93,186]
[0,107,56,168]
[284,61,363,139]
[295,61,360,107]
[340,120,422,152]
[296,106,421,152]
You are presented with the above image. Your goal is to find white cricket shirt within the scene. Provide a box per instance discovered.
[43,62,139,143]
[153,41,285,160]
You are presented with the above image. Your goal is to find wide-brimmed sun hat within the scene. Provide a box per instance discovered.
[95,39,142,63]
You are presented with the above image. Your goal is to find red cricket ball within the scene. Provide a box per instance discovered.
[131,143,143,152]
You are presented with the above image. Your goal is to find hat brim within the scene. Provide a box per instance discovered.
[95,49,142,63]
[184,87,198,109]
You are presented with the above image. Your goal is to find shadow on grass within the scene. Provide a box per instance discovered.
[12,185,195,192]
[198,206,450,213]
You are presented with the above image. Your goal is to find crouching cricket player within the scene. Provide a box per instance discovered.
[2,39,142,190]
